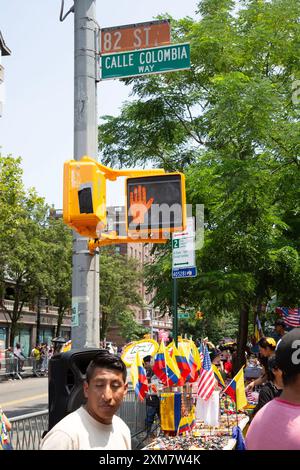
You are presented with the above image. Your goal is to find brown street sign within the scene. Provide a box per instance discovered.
[101,19,170,54]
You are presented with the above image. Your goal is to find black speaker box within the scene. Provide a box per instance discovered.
[48,348,101,430]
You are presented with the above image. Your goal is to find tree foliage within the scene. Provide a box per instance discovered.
[99,248,144,341]
[98,0,300,370]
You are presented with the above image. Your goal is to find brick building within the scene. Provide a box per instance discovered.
[0,283,71,357]
[0,30,11,117]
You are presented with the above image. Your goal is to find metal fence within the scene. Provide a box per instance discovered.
[9,410,48,450]
[117,390,147,438]
[0,357,45,380]
[8,390,146,450]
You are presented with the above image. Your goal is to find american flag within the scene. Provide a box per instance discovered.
[197,345,216,400]
[276,307,300,328]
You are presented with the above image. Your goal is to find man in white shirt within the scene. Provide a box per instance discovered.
[41,350,131,450]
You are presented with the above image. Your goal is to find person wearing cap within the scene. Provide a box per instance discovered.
[251,356,283,418]
[246,328,300,449]
[246,337,277,392]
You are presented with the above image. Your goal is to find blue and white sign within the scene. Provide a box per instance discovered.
[172,266,197,278]
[172,218,197,279]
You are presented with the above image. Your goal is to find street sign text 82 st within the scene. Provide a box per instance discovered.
[101,19,170,54]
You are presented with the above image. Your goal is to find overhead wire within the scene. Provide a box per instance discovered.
[59,0,74,22]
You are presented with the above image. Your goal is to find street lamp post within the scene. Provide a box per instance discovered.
[144,308,154,338]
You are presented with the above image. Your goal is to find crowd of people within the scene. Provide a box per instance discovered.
[30,343,54,376]
[0,342,54,378]
[1,320,300,450]
[246,328,300,449]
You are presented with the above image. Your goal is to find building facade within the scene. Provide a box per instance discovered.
[0,30,11,117]
[106,206,172,342]
[0,283,71,357]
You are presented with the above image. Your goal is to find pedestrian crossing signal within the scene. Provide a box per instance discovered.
[126,173,186,234]
[63,159,106,238]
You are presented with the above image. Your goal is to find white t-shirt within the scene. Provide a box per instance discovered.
[40,406,131,450]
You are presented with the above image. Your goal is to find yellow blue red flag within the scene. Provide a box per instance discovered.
[223,366,247,410]
[177,414,190,434]
[212,364,225,388]
[160,392,181,431]
[254,315,263,344]
[130,353,149,401]
[169,341,191,384]
[153,340,181,386]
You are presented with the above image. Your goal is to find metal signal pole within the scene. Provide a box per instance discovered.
[72,0,100,348]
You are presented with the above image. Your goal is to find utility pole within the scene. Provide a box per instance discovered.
[172,278,178,346]
[72,0,100,348]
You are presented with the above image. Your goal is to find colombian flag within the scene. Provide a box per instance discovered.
[177,414,190,434]
[254,315,263,344]
[186,345,199,383]
[153,340,181,386]
[160,392,181,431]
[170,341,191,384]
[212,364,225,388]
[223,367,247,410]
[130,353,148,401]
[187,405,196,429]
[191,341,202,371]
[152,340,168,383]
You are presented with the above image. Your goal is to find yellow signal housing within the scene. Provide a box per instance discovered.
[63,159,106,238]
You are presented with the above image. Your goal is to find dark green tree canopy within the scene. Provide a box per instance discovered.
[98,0,300,368]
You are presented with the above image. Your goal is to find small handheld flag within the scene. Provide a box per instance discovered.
[212,364,225,388]
[131,353,149,401]
[153,340,181,386]
[223,366,247,410]
[197,344,215,400]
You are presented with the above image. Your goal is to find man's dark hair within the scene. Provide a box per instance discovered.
[85,350,127,383]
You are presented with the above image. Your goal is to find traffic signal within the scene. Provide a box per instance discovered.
[126,173,186,234]
[48,349,100,430]
[63,159,106,238]
[196,311,204,320]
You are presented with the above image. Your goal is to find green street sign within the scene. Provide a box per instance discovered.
[178,312,190,319]
[101,43,190,80]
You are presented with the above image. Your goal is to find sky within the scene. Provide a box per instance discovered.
[0,0,198,208]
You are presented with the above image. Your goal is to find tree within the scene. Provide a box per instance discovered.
[43,218,72,337]
[99,248,143,341]
[0,154,50,345]
[98,0,300,370]
[117,310,149,342]
[0,154,71,343]
[0,154,25,295]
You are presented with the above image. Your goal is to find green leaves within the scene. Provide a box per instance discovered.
[99,248,143,341]
[98,1,300,349]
